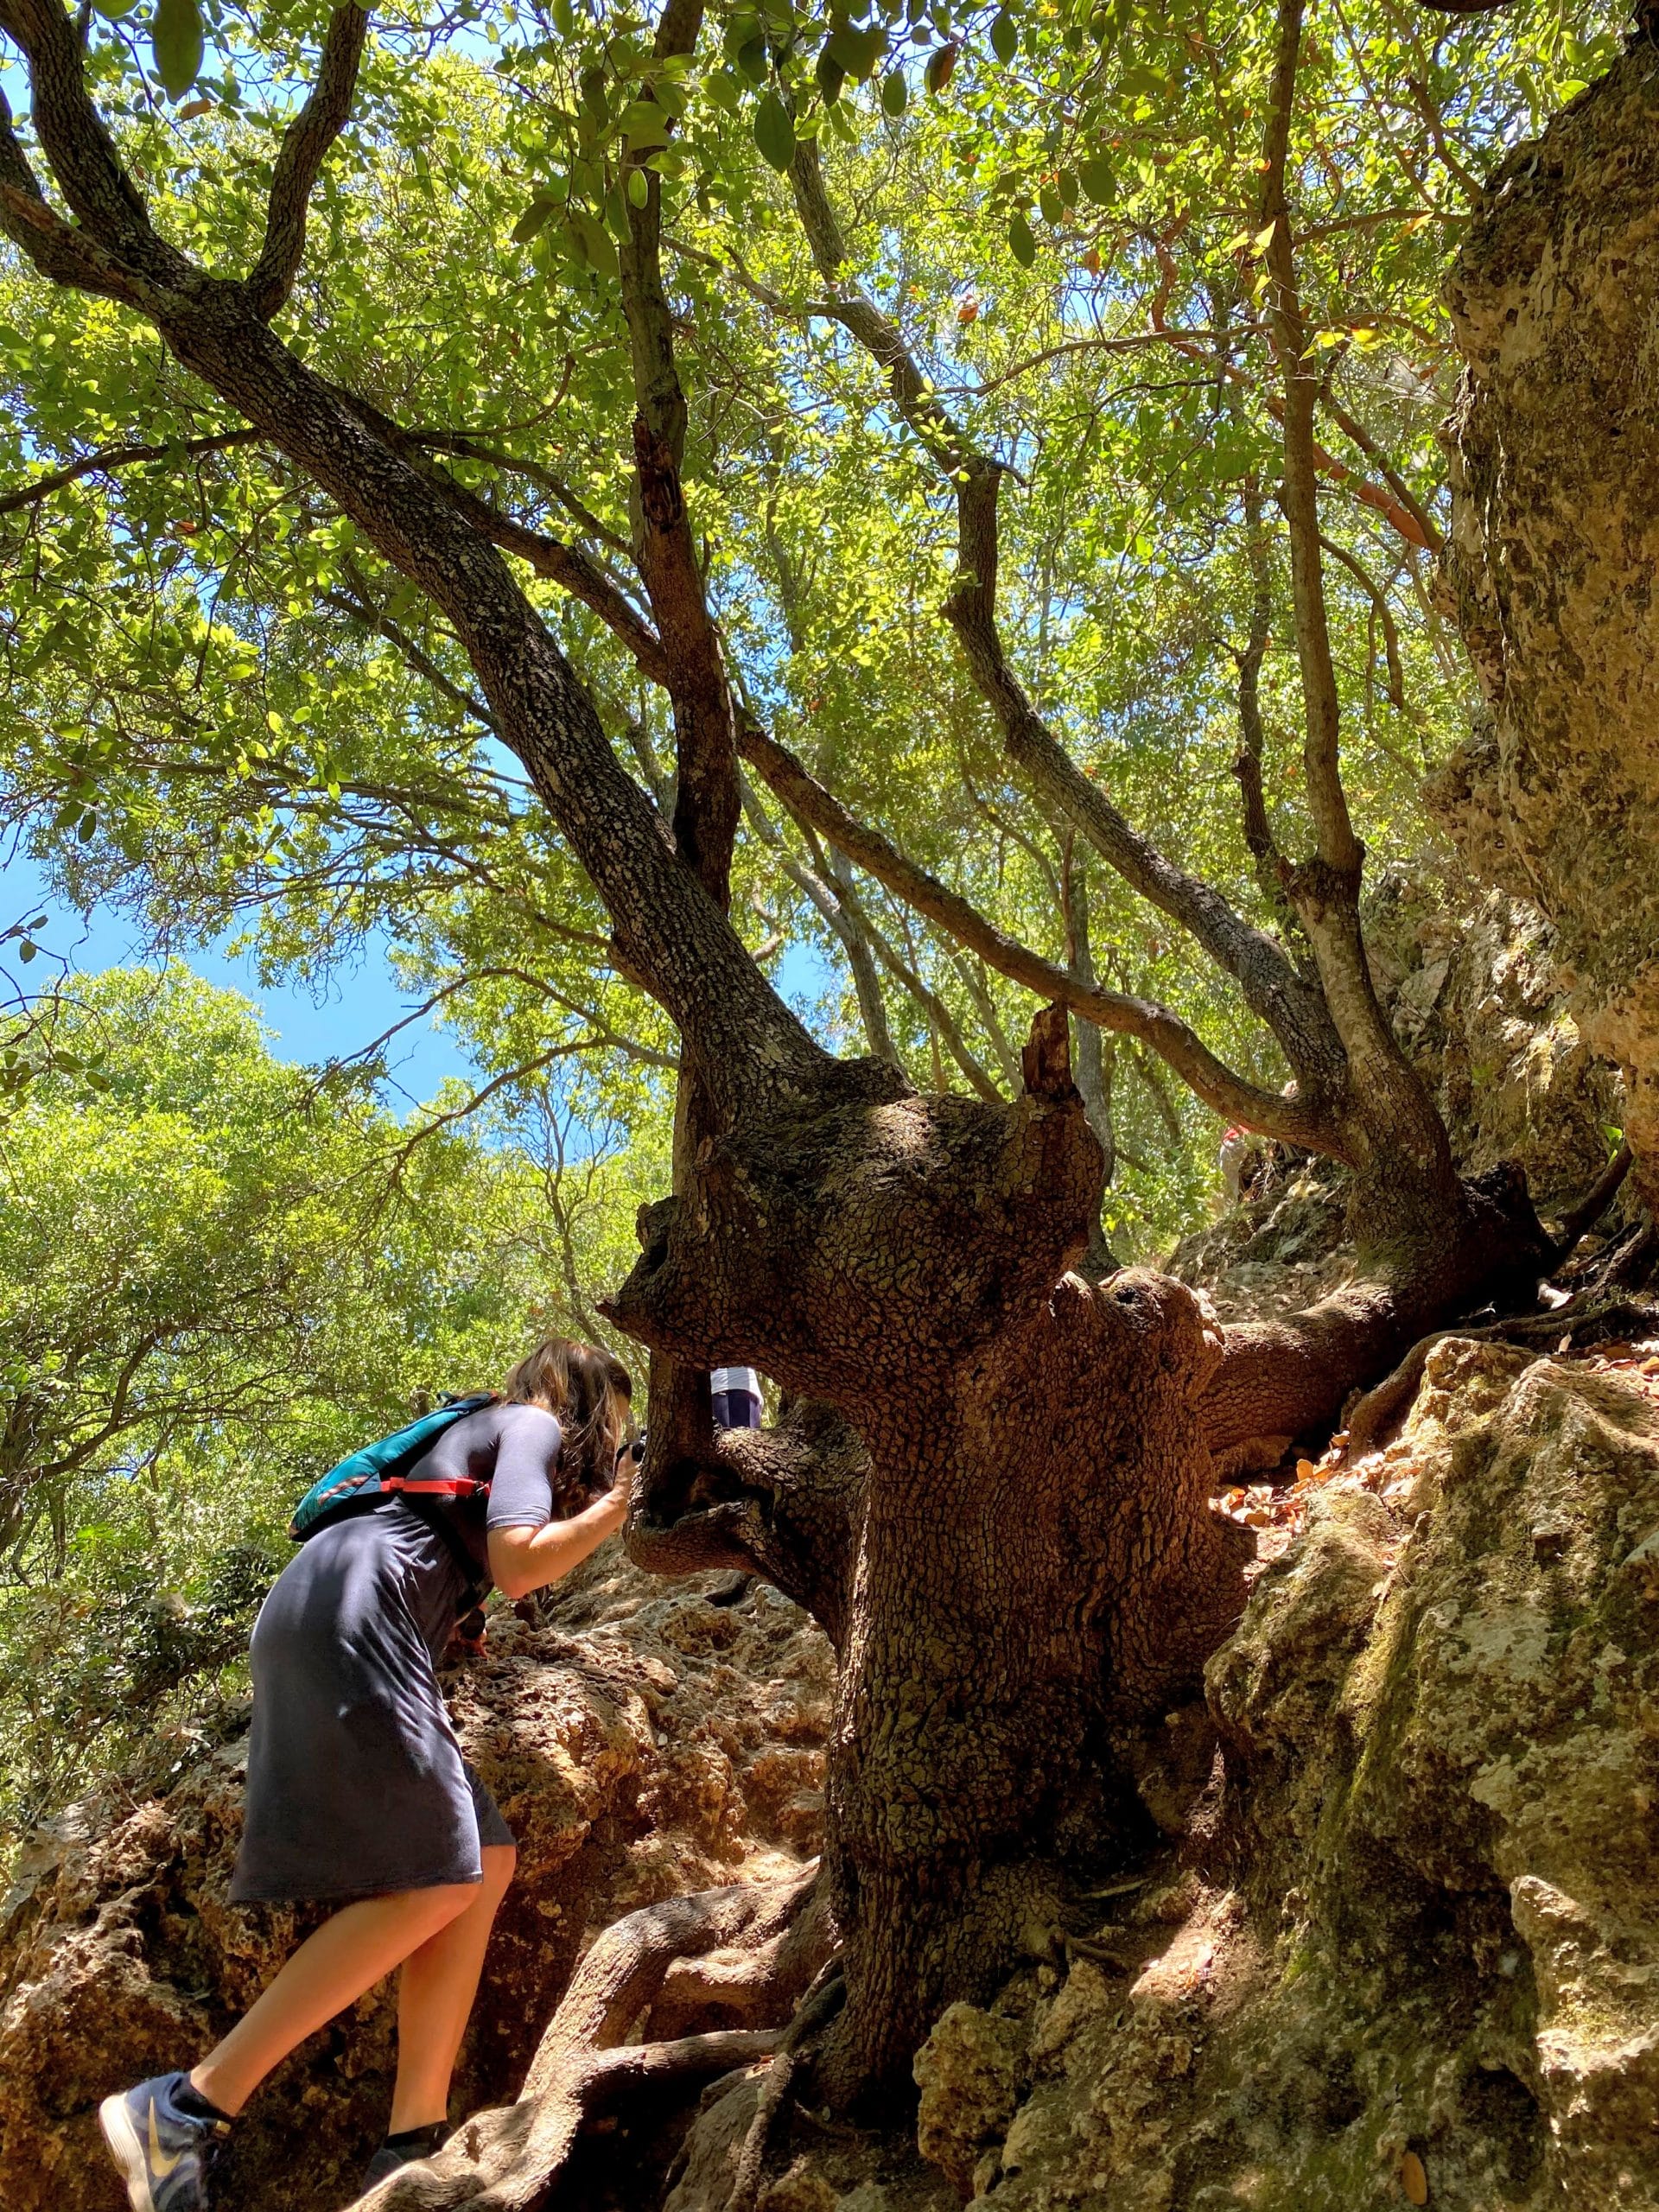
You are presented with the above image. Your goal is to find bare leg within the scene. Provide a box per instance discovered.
[390,1844,518,2131]
[190,1882,480,2117]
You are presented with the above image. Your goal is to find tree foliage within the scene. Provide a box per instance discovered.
[0,0,1620,1254]
[0,966,655,1839]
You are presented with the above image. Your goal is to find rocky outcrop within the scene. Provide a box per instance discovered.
[901,1337,1659,2209]
[1366,874,1626,1222]
[0,1547,830,2212]
[1438,52,1659,1214]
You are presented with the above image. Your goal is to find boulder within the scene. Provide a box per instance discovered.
[929,1341,1659,2209]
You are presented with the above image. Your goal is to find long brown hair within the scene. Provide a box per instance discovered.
[501,1337,632,1508]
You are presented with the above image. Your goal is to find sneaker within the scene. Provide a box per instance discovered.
[98,2072,230,2212]
[361,2127,445,2192]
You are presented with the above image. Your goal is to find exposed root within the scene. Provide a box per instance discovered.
[360,2029,782,2212]
[1342,1291,1659,1463]
[361,1869,822,2211]
[1553,1139,1634,1260]
[727,1961,848,2212]
[651,1871,838,2039]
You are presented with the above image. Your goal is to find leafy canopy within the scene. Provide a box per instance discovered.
[0,0,1621,1251]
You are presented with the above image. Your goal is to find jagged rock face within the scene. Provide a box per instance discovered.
[0,1548,831,2212]
[907,1340,1659,2209]
[1366,877,1625,1218]
[1438,53,1659,1210]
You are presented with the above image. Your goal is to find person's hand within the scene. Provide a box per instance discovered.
[599,1455,634,1527]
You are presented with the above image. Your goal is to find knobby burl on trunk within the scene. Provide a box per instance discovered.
[612,1011,1248,2094]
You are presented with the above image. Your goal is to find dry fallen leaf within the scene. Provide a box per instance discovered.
[1295,1458,1316,1484]
[1401,2150,1429,2206]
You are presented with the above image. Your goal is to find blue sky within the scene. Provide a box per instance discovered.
[3,847,478,1103]
[3,845,838,1109]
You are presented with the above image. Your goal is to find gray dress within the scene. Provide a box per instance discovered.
[230,1404,563,1904]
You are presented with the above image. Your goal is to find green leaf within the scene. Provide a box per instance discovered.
[92,0,140,19]
[1076,156,1114,206]
[626,168,650,208]
[1007,211,1036,266]
[989,10,1018,64]
[826,24,886,79]
[17,941,37,964]
[512,194,557,245]
[1039,182,1062,226]
[149,0,204,99]
[880,69,907,117]
[621,99,672,149]
[736,34,770,82]
[815,49,846,102]
[753,91,796,173]
[569,209,620,276]
[77,809,99,843]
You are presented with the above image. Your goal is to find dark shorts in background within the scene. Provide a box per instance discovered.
[230,1500,512,1905]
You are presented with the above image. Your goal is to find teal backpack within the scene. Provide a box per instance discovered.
[289,1394,499,1542]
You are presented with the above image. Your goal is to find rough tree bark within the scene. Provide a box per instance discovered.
[612,1007,1251,2096]
[1435,45,1659,1223]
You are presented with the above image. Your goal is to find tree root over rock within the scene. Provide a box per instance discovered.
[726,1962,847,2212]
[1341,1290,1659,1464]
[361,1868,827,2211]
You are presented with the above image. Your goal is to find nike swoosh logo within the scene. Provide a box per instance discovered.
[149,2102,184,2182]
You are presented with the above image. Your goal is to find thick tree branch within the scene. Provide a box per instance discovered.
[246,3,368,321]
[0,86,143,300]
[738,716,1334,1148]
[617,0,739,906]
[0,0,193,300]
[1258,0,1359,887]
[1230,485,1303,944]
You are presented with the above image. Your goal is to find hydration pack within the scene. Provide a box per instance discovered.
[288,1394,499,1542]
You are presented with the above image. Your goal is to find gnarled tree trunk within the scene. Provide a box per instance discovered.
[613,1011,1250,2098]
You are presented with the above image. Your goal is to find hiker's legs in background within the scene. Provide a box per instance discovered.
[189,1882,482,2117]
[390,1844,518,2130]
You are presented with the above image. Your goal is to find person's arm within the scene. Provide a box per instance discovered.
[488,1479,628,1600]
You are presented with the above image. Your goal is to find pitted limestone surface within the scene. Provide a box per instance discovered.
[906,1341,1659,2210]
[1438,51,1659,1213]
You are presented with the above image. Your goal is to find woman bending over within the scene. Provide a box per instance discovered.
[99,1338,633,2212]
